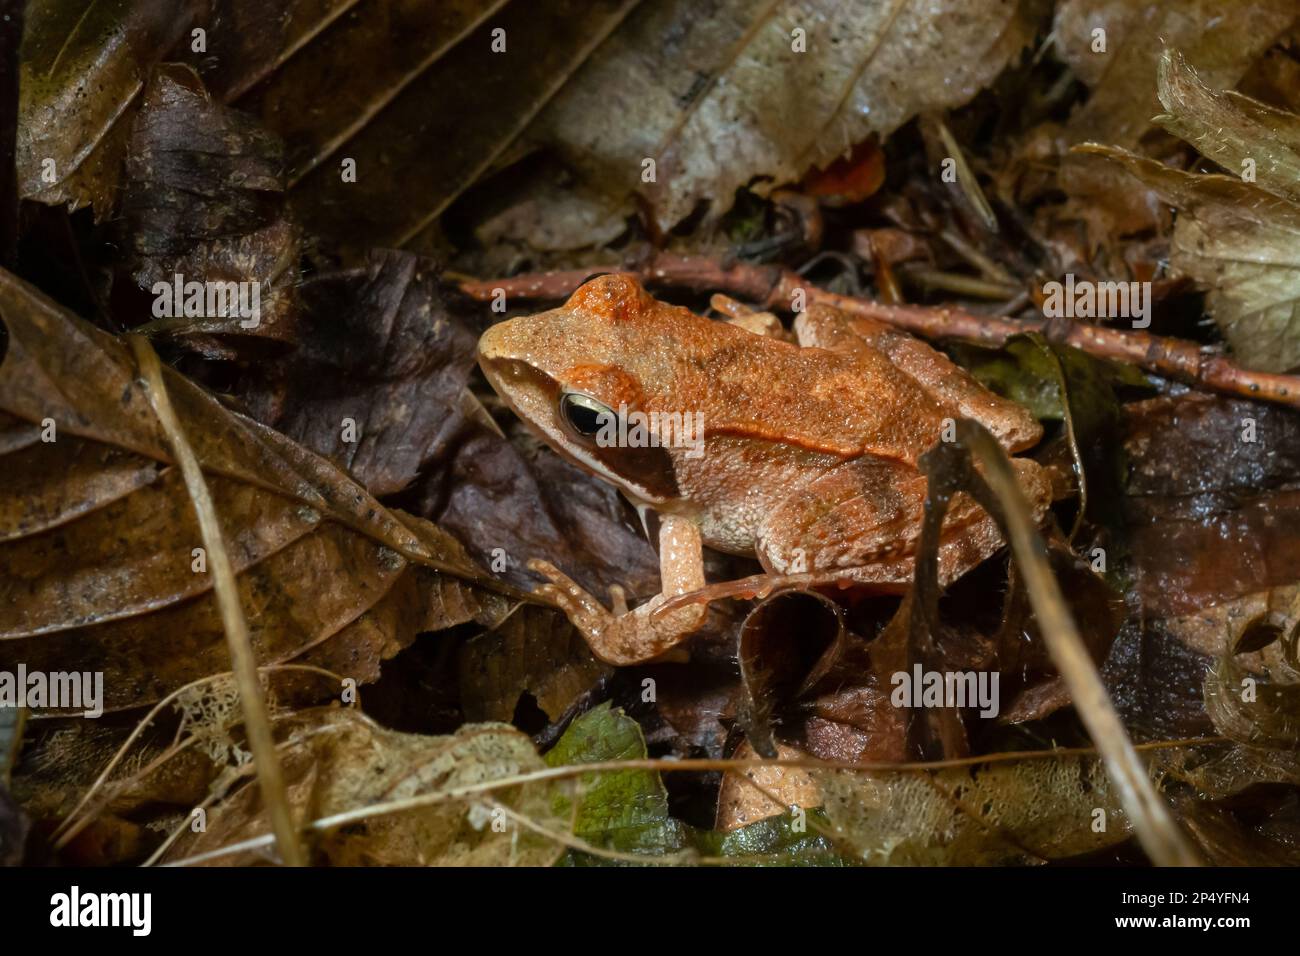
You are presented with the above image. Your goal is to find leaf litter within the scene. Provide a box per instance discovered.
[6,0,1300,868]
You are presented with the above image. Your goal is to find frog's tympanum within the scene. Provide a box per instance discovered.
[478,274,1051,665]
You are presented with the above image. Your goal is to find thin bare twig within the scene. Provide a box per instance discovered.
[949,420,1201,866]
[458,254,1300,409]
[129,336,305,867]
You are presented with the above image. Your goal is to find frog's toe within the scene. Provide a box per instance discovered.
[608,584,629,616]
[529,560,613,624]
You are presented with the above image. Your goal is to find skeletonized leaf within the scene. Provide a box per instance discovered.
[167,708,568,866]
[0,267,510,711]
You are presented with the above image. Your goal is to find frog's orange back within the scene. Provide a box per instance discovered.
[562,275,956,465]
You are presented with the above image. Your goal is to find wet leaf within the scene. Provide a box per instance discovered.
[545,702,687,860]
[545,702,848,864]
[16,0,192,214]
[0,267,509,711]
[705,807,847,865]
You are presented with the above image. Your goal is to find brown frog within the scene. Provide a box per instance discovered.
[478,275,1050,665]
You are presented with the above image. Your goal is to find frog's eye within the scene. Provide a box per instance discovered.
[559,392,613,437]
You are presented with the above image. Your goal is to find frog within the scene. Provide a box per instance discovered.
[477,274,1051,666]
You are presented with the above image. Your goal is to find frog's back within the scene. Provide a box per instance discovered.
[652,313,954,465]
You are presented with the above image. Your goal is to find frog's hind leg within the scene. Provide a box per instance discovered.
[794,305,1041,452]
[757,455,1051,585]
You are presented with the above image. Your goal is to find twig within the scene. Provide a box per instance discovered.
[458,255,1300,409]
[129,336,306,867]
[944,420,1201,866]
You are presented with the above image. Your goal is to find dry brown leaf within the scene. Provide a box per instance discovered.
[122,64,300,350]
[458,603,610,724]
[536,0,1037,229]
[287,0,641,250]
[18,0,638,251]
[241,249,480,497]
[1052,0,1297,239]
[0,267,511,711]
[716,741,822,832]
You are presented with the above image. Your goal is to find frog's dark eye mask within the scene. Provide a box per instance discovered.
[480,357,680,505]
[555,389,680,502]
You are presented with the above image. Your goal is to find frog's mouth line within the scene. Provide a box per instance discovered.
[478,356,677,508]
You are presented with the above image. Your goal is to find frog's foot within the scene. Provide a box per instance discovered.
[528,559,705,666]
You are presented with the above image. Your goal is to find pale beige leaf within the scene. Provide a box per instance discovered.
[1156,48,1300,203]
[166,708,569,866]
[1054,0,1298,148]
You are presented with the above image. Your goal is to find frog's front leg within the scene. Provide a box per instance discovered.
[530,514,707,665]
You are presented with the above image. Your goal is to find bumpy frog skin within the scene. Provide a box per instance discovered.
[478,274,1051,666]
